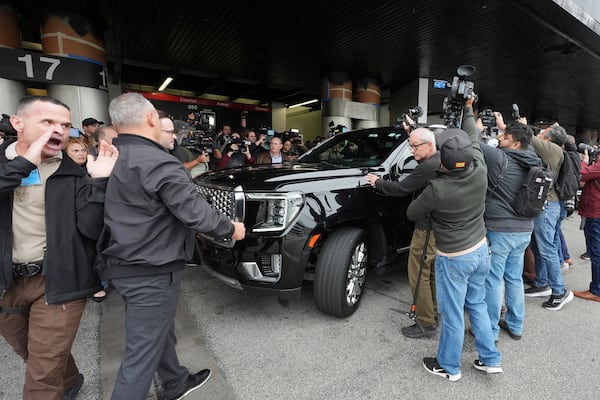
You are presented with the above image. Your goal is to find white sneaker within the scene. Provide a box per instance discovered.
[473,359,503,374]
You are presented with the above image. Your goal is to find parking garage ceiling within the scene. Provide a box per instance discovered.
[11,0,600,132]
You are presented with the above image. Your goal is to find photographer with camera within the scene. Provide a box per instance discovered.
[406,98,502,381]
[573,145,600,302]
[162,114,211,177]
[365,126,440,339]
[522,121,575,310]
[217,137,254,169]
[466,99,543,341]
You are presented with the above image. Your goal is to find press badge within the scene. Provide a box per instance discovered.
[21,168,42,186]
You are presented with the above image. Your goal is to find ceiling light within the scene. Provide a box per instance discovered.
[288,99,319,109]
[158,76,174,91]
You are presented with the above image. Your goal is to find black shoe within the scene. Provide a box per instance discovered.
[63,373,84,400]
[169,369,212,400]
[422,357,461,381]
[401,322,437,338]
[524,285,551,297]
[542,290,574,311]
[498,320,522,340]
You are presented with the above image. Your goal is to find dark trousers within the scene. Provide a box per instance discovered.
[110,271,189,400]
[0,274,85,400]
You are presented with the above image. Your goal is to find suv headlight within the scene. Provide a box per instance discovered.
[245,192,304,234]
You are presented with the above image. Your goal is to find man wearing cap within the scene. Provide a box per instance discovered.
[81,117,103,152]
[406,107,502,381]
[365,127,440,339]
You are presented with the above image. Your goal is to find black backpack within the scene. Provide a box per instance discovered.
[512,164,554,218]
[554,150,581,201]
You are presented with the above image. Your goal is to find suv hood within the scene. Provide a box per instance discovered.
[194,163,370,192]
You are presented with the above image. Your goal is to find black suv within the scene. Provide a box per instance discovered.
[191,127,418,317]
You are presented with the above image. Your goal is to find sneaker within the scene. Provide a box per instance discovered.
[422,357,461,381]
[473,359,503,374]
[63,373,84,400]
[498,319,521,340]
[542,290,574,310]
[402,322,437,338]
[169,369,212,400]
[524,285,551,297]
[581,252,589,261]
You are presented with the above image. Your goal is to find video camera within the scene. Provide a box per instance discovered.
[229,137,252,153]
[434,65,477,129]
[396,106,423,131]
[181,130,214,154]
[578,143,598,164]
[328,121,348,137]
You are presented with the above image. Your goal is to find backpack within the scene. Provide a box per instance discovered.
[554,150,581,201]
[512,164,554,218]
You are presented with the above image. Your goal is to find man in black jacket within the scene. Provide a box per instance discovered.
[96,92,245,400]
[366,127,440,338]
[0,96,118,399]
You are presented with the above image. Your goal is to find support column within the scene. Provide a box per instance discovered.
[354,78,380,129]
[0,4,26,114]
[41,14,109,127]
[321,71,352,136]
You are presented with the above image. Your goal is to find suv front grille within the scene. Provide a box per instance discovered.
[194,184,244,221]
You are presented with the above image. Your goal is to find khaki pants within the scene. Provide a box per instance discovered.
[0,274,85,400]
[407,227,438,327]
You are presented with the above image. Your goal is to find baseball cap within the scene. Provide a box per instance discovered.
[437,128,473,172]
[82,117,104,126]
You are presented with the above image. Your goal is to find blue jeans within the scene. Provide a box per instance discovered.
[583,218,600,296]
[435,241,501,375]
[532,201,565,295]
[485,231,531,338]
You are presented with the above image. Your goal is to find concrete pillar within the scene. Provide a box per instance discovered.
[354,78,380,129]
[322,71,352,136]
[41,14,109,126]
[0,4,26,114]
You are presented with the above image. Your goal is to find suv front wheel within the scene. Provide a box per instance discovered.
[314,227,368,317]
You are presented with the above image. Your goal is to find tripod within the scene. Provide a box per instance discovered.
[405,220,433,334]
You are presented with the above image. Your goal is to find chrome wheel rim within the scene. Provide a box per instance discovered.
[345,241,367,306]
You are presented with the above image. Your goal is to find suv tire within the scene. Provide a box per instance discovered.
[314,227,368,317]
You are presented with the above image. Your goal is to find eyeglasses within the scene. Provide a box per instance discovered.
[161,129,175,134]
[409,142,428,150]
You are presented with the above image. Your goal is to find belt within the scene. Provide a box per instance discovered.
[12,260,44,278]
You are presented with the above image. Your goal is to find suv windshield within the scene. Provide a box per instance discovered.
[297,127,408,167]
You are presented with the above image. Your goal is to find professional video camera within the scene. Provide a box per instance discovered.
[181,130,214,154]
[185,110,216,136]
[396,106,423,131]
[578,143,598,164]
[328,121,348,137]
[433,65,477,129]
[229,137,252,153]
